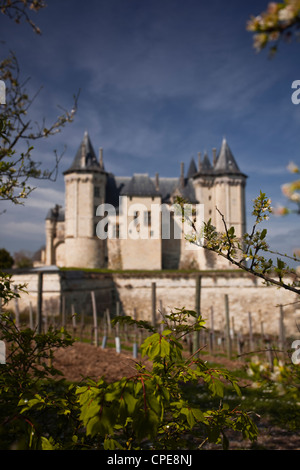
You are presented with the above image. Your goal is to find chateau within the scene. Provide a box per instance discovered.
[44,132,247,270]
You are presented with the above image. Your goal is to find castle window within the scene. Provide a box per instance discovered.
[94,186,100,198]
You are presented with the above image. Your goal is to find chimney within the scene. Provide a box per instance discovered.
[155,172,159,191]
[198,152,201,172]
[212,148,217,166]
[81,142,86,168]
[180,162,184,188]
[99,148,104,169]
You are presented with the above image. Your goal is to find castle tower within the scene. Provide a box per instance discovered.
[213,138,247,238]
[193,138,247,269]
[63,131,107,268]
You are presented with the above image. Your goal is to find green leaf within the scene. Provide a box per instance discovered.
[40,436,55,450]
[260,228,267,239]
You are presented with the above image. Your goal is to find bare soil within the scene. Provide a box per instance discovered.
[52,341,300,450]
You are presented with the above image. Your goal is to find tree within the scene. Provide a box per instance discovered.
[247,1,300,254]
[0,248,13,269]
[247,0,300,55]
[0,0,46,35]
[13,250,33,269]
[0,1,78,305]
[272,161,300,219]
[0,51,78,206]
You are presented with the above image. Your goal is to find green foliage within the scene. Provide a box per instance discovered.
[0,248,14,269]
[0,315,76,449]
[0,309,258,450]
[75,309,258,450]
[176,192,300,296]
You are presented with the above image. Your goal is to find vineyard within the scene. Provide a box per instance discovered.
[1,296,300,451]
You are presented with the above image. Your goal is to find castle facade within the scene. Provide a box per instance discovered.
[44,132,247,270]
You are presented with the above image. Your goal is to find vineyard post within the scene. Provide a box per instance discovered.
[91,291,98,346]
[14,285,20,328]
[237,330,244,357]
[193,274,201,355]
[71,303,77,335]
[115,301,121,353]
[209,306,214,354]
[224,294,232,359]
[106,308,112,335]
[101,310,107,349]
[132,307,138,358]
[29,301,34,329]
[279,304,285,353]
[248,312,254,352]
[61,295,66,329]
[151,282,156,327]
[260,320,265,347]
[37,272,43,334]
[44,305,48,332]
[80,308,85,341]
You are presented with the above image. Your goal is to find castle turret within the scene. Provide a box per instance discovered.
[63,131,107,268]
[193,138,247,269]
[213,138,247,238]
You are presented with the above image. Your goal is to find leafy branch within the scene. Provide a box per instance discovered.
[0,51,79,205]
[175,192,300,296]
[0,0,47,34]
[247,0,300,55]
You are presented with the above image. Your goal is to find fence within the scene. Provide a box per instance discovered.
[1,272,295,366]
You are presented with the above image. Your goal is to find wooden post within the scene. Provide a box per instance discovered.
[29,301,34,330]
[193,275,201,355]
[159,299,164,333]
[14,285,20,328]
[80,309,85,341]
[71,303,77,335]
[151,282,156,327]
[260,321,265,347]
[224,294,232,359]
[61,295,66,329]
[37,272,43,334]
[265,336,274,370]
[133,307,138,358]
[248,312,254,352]
[279,304,285,353]
[209,306,214,354]
[44,306,48,332]
[106,308,112,335]
[237,330,244,357]
[91,291,98,346]
[101,312,108,349]
[115,302,121,353]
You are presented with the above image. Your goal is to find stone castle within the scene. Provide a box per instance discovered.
[44,131,247,270]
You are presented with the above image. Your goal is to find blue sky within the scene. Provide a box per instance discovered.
[0,0,299,261]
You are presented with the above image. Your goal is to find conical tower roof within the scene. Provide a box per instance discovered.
[214,138,242,175]
[64,131,103,174]
[186,158,197,178]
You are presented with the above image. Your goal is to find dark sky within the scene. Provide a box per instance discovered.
[0,0,299,258]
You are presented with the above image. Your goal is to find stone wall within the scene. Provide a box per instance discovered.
[4,269,299,338]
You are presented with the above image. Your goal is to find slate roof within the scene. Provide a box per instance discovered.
[48,134,246,221]
[63,131,103,174]
[186,158,197,179]
[214,138,244,176]
[120,173,159,198]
